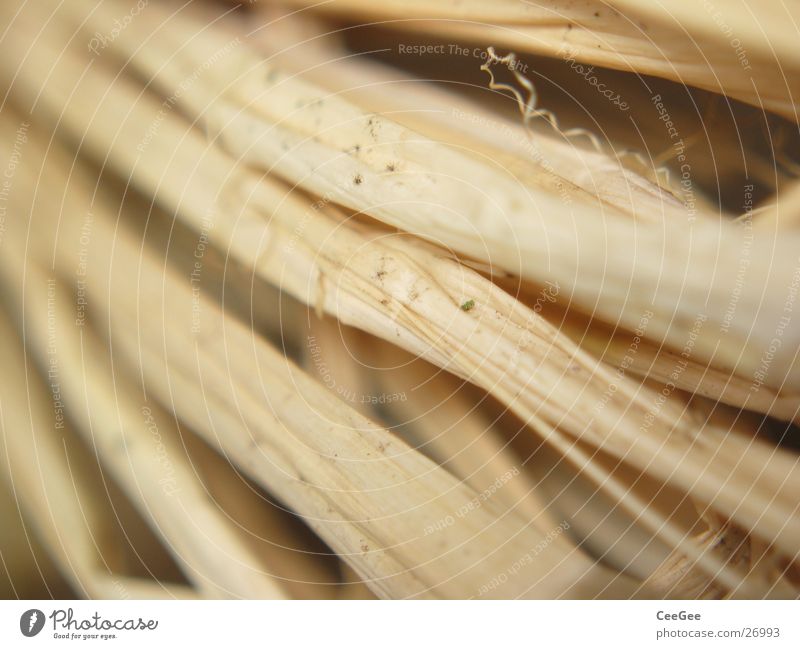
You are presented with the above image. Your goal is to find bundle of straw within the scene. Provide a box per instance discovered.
[0,0,798,599]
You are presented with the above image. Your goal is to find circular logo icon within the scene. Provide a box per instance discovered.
[20,609,45,637]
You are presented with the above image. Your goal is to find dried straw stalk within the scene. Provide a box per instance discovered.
[250,8,800,421]
[0,310,196,600]
[3,0,798,599]
[301,319,557,528]
[0,261,310,600]
[2,127,643,600]
[275,0,800,119]
[8,0,800,394]
[3,6,793,592]
[101,1,800,387]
